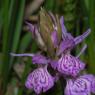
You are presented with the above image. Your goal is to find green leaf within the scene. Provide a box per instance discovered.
[9,0,25,68]
[1,0,25,94]
[87,0,95,74]
[84,0,90,12]
[18,32,32,53]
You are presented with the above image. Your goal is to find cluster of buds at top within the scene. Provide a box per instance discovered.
[11,8,95,95]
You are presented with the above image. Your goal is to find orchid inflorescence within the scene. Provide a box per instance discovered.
[11,9,95,95]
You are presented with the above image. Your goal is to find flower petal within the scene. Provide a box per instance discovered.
[60,16,67,39]
[65,79,73,95]
[25,67,54,94]
[32,54,49,64]
[57,39,75,56]
[26,22,35,36]
[65,77,91,95]
[50,60,58,70]
[25,73,33,90]
[57,54,85,77]
[80,74,95,94]
[51,31,58,47]
[74,29,91,45]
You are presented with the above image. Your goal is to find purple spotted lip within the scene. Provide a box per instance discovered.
[57,54,85,77]
[65,74,95,95]
[25,66,54,94]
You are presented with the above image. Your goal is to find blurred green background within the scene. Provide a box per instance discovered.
[0,0,95,95]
